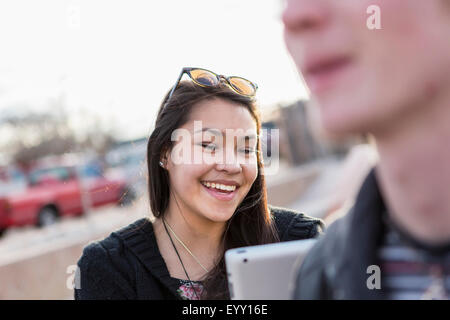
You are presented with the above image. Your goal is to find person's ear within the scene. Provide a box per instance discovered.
[159,148,171,170]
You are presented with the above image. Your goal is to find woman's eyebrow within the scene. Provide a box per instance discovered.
[193,128,258,139]
[194,128,222,136]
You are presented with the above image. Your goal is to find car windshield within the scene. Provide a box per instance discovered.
[29,167,71,185]
[78,163,103,178]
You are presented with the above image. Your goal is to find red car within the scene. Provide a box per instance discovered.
[0,163,135,237]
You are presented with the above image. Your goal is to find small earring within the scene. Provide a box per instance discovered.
[159,161,164,168]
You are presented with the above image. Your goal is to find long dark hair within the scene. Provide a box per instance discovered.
[147,80,280,299]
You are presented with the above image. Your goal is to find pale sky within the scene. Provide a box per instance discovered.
[0,0,309,141]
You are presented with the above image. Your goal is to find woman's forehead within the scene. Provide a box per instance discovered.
[186,98,257,131]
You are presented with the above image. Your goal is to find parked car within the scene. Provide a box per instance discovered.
[0,165,27,197]
[0,162,135,238]
[105,138,147,198]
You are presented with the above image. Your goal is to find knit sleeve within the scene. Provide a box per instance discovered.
[287,212,325,240]
[74,241,136,300]
[270,205,325,241]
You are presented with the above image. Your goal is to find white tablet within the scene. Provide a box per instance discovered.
[225,239,317,300]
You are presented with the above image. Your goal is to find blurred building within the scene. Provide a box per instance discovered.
[262,100,363,167]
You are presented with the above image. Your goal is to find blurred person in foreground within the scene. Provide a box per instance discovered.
[283,0,450,299]
[74,68,323,300]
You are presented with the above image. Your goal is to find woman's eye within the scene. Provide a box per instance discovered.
[240,148,256,154]
[202,143,216,151]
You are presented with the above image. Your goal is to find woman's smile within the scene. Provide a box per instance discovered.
[200,180,240,202]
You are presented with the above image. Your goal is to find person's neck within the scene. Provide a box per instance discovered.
[159,198,225,265]
[374,86,450,246]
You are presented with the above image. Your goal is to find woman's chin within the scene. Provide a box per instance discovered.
[201,206,236,223]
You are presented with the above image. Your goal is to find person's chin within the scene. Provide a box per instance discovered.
[203,207,235,223]
[322,116,362,137]
[317,95,374,137]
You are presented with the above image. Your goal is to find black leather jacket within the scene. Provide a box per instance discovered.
[293,169,387,299]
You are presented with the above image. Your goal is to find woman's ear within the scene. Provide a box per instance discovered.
[159,147,171,170]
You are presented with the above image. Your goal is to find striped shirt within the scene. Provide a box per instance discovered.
[377,220,450,300]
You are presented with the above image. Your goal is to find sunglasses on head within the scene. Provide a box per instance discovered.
[167,67,258,100]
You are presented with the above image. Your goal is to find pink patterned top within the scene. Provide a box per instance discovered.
[176,279,204,300]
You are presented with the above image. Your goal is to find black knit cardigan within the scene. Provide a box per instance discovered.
[74,206,324,300]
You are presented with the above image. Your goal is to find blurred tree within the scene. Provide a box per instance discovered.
[0,101,118,170]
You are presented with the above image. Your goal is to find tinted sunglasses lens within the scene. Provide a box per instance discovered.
[228,77,256,96]
[190,69,219,87]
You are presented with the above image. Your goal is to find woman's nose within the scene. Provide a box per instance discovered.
[216,162,242,174]
[215,151,243,174]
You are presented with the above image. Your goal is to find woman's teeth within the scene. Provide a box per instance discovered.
[201,181,236,192]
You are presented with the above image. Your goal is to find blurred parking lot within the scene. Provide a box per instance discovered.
[0,196,149,299]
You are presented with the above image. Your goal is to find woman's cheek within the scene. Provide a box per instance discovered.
[243,163,258,192]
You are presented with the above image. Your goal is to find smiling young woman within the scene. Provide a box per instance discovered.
[74,70,324,300]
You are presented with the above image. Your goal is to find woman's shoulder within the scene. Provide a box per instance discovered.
[79,218,152,260]
[269,205,325,241]
[75,218,153,299]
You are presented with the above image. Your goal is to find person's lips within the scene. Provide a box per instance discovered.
[302,55,353,94]
[200,180,241,202]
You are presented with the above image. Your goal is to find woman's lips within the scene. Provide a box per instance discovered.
[201,183,238,201]
[303,56,353,95]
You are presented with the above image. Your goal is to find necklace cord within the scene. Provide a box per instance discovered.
[162,218,201,300]
[168,188,209,273]
[164,220,210,273]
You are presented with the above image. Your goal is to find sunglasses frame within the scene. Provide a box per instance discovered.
[168,67,258,100]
